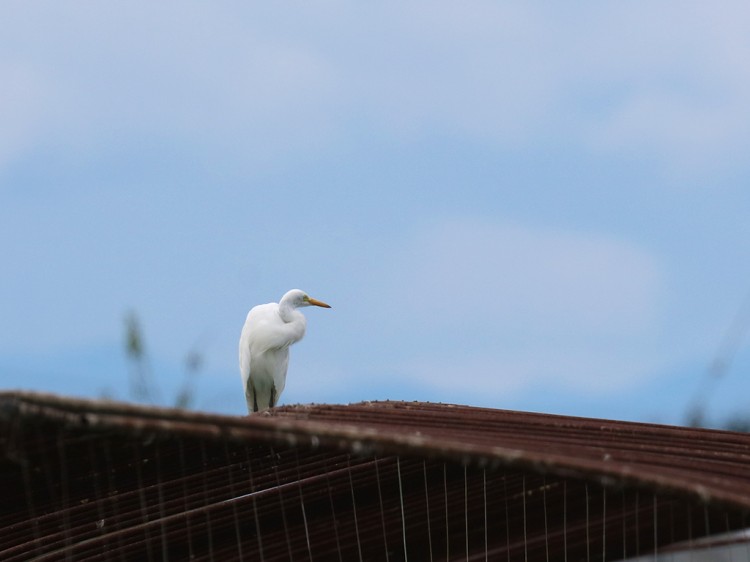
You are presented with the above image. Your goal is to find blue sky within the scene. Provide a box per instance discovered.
[2,2,750,425]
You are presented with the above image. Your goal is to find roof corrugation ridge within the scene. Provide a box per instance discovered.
[3,392,750,510]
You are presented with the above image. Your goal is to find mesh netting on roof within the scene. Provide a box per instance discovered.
[1,391,750,561]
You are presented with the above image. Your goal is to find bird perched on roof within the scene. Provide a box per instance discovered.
[239,289,331,413]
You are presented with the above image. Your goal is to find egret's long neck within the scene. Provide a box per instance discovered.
[276,295,308,345]
[278,300,299,323]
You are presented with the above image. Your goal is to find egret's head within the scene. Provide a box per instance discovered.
[282,289,332,309]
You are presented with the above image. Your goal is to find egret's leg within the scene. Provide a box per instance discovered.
[250,381,255,414]
[270,385,277,408]
[252,382,259,413]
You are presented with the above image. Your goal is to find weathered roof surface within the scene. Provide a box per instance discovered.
[270,400,750,509]
[1,391,750,561]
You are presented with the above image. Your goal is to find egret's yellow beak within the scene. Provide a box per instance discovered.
[307,297,331,308]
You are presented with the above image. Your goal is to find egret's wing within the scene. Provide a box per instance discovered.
[271,351,290,403]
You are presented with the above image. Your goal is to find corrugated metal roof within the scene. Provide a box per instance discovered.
[1,391,749,561]
[269,400,750,509]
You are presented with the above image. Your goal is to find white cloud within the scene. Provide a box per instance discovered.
[320,1,750,179]
[340,2,558,143]
[387,220,661,335]
[0,62,50,172]
[575,3,750,182]
[0,2,343,172]
[368,219,666,397]
[3,2,750,179]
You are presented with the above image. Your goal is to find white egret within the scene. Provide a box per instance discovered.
[239,289,331,413]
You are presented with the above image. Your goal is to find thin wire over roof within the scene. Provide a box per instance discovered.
[269,400,750,510]
[1,391,749,561]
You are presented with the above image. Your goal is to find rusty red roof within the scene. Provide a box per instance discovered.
[1,391,749,560]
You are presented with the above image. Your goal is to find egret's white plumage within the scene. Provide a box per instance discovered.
[239,289,331,413]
